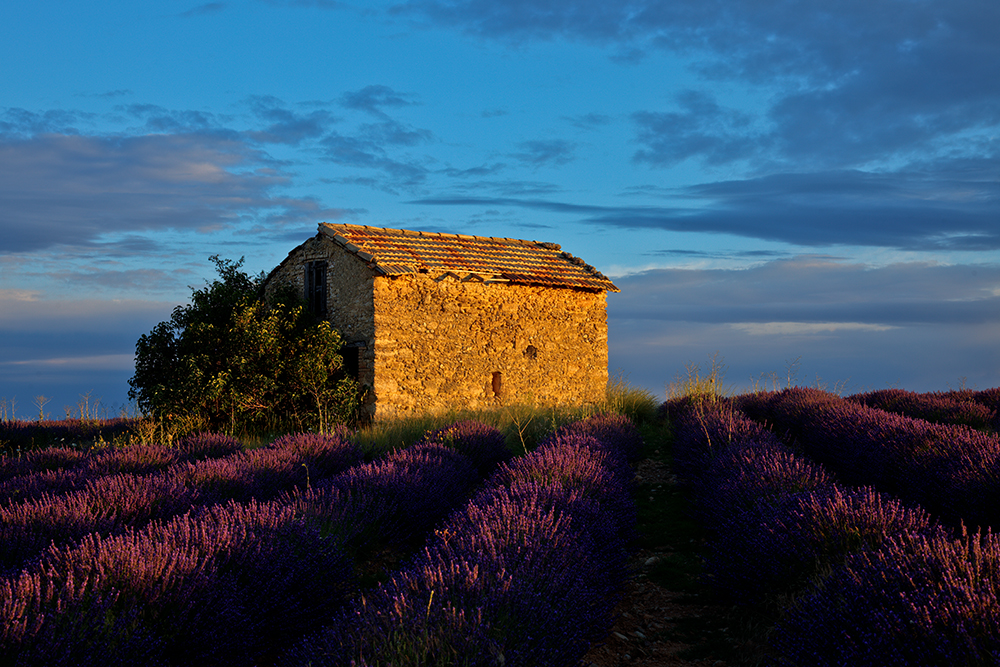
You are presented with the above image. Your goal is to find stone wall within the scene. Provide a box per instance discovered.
[371,273,608,418]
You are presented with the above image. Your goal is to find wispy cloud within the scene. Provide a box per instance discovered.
[510,139,576,167]
[399,0,1000,172]
[0,130,324,254]
[244,95,339,145]
[632,90,761,167]
[610,257,1000,326]
[177,3,227,18]
[411,160,1000,251]
[339,84,420,117]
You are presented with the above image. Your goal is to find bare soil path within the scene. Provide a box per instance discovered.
[581,451,760,666]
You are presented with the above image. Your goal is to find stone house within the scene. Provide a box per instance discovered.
[263,223,619,418]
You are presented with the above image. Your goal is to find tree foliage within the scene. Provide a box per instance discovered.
[129,256,361,433]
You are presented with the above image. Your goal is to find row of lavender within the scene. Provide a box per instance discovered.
[282,414,643,666]
[847,387,1000,431]
[736,387,1000,529]
[0,421,508,665]
[0,431,362,575]
[664,397,1000,665]
[1,415,640,666]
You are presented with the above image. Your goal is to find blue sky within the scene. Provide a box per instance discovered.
[1,0,998,418]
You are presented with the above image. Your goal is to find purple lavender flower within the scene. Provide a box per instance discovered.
[552,412,645,462]
[770,527,1000,665]
[418,420,510,475]
[268,430,363,478]
[173,431,243,461]
[706,486,935,605]
[1,498,353,666]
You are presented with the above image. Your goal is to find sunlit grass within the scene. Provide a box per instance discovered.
[353,376,660,458]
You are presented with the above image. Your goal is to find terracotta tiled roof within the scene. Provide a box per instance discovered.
[318,223,619,293]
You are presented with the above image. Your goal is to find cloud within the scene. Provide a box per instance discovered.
[440,162,507,178]
[245,96,339,145]
[412,161,1000,251]
[563,112,612,130]
[632,90,761,167]
[398,0,1000,170]
[339,85,420,117]
[730,322,897,335]
[643,248,790,261]
[49,268,189,292]
[0,293,175,332]
[607,256,1000,395]
[116,104,229,132]
[0,108,97,136]
[510,139,576,166]
[0,354,136,371]
[0,131,330,254]
[319,131,429,191]
[609,256,1000,326]
[608,318,1000,398]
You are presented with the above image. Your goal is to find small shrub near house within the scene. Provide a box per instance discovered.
[128,256,362,437]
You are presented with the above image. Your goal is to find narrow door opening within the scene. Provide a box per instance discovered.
[491,371,503,398]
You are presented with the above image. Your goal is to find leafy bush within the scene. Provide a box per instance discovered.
[128,256,361,435]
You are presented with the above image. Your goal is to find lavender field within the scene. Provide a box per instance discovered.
[666,386,1000,665]
[0,414,643,666]
[3,386,1000,665]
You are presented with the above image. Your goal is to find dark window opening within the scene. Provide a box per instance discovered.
[491,371,503,398]
[305,261,327,317]
[524,345,538,360]
[343,344,362,382]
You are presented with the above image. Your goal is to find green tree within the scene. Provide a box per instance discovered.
[129,256,361,434]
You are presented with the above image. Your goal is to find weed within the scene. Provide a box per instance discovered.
[604,372,659,424]
[666,352,730,403]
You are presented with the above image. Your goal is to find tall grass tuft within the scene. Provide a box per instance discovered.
[603,373,658,424]
[666,353,730,403]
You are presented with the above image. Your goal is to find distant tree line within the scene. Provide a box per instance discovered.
[129,256,361,434]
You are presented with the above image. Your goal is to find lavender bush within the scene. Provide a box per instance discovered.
[848,388,996,431]
[0,471,204,573]
[267,429,362,478]
[0,498,354,666]
[737,388,1000,529]
[706,486,935,605]
[305,442,480,553]
[286,416,639,666]
[417,420,511,475]
[0,446,88,484]
[172,431,244,461]
[551,412,645,463]
[770,527,1000,665]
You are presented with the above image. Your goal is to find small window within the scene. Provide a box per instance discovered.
[305,260,327,317]
[343,343,364,382]
[491,372,503,398]
[524,345,538,360]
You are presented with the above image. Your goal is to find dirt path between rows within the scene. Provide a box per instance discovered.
[580,458,738,667]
